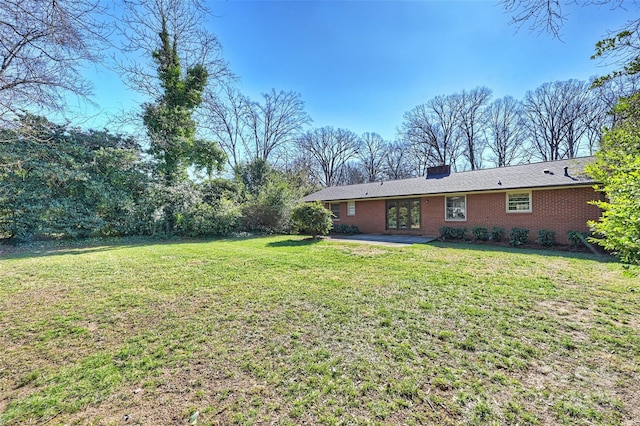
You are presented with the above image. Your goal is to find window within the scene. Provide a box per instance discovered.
[507,192,532,212]
[330,203,340,220]
[386,199,421,230]
[347,201,355,216]
[445,195,466,221]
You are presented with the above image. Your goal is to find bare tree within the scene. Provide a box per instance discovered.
[116,0,229,105]
[501,0,568,38]
[400,94,464,170]
[341,161,366,186]
[484,96,528,167]
[521,79,593,161]
[383,140,415,180]
[243,89,311,165]
[502,1,640,86]
[357,132,388,182]
[200,83,249,170]
[297,127,360,187]
[457,86,492,170]
[0,0,108,124]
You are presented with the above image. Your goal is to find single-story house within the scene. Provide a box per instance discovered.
[301,157,601,245]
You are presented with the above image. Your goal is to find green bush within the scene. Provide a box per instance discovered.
[472,226,489,241]
[439,226,467,240]
[333,224,360,235]
[291,202,333,238]
[536,229,556,247]
[509,228,529,247]
[241,181,294,234]
[491,227,505,242]
[567,230,589,250]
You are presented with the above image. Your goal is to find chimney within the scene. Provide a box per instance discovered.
[426,164,451,179]
[564,166,569,177]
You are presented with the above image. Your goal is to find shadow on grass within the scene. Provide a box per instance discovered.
[0,237,154,260]
[429,240,614,262]
[266,237,324,247]
[0,234,317,259]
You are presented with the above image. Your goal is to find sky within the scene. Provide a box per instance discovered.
[79,0,635,142]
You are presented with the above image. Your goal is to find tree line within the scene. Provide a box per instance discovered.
[0,0,639,263]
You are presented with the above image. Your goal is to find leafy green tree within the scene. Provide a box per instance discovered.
[291,202,333,238]
[0,115,147,241]
[586,93,640,264]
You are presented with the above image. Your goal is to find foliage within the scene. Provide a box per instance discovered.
[0,115,147,242]
[291,202,332,237]
[586,93,640,264]
[491,227,505,242]
[536,229,556,247]
[129,182,241,238]
[142,16,225,184]
[592,28,640,87]
[567,230,589,250]
[332,224,361,235]
[235,158,271,197]
[235,159,304,234]
[471,226,489,241]
[241,180,294,234]
[439,226,467,240]
[509,228,530,246]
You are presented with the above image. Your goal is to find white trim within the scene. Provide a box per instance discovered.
[506,191,532,213]
[347,200,356,216]
[330,202,341,221]
[310,184,594,203]
[445,194,467,221]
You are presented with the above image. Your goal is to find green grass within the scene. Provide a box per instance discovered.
[0,236,638,425]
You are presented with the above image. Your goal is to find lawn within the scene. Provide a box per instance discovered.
[0,236,638,425]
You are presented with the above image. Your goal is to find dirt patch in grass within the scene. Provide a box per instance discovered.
[338,244,389,257]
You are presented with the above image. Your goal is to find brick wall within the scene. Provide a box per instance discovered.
[327,186,601,245]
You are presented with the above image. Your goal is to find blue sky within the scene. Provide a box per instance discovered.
[81,1,634,141]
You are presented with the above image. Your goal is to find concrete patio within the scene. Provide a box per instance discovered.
[328,234,437,247]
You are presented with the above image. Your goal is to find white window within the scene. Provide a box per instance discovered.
[506,192,532,213]
[330,203,340,220]
[347,201,355,216]
[445,195,466,221]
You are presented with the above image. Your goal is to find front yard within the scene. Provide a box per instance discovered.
[0,236,638,425]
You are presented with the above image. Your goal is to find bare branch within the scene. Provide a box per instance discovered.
[0,0,110,124]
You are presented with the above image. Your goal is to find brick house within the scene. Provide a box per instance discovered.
[301,157,601,245]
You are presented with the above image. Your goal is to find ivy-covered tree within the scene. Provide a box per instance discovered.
[586,93,640,265]
[142,16,225,184]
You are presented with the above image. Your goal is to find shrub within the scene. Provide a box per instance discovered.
[536,229,556,247]
[291,202,333,238]
[472,226,489,241]
[332,224,360,235]
[241,181,294,234]
[509,228,529,247]
[567,230,589,250]
[439,226,467,240]
[491,227,505,242]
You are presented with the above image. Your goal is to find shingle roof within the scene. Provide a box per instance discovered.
[302,157,595,202]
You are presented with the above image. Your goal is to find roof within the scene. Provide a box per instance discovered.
[302,157,596,202]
